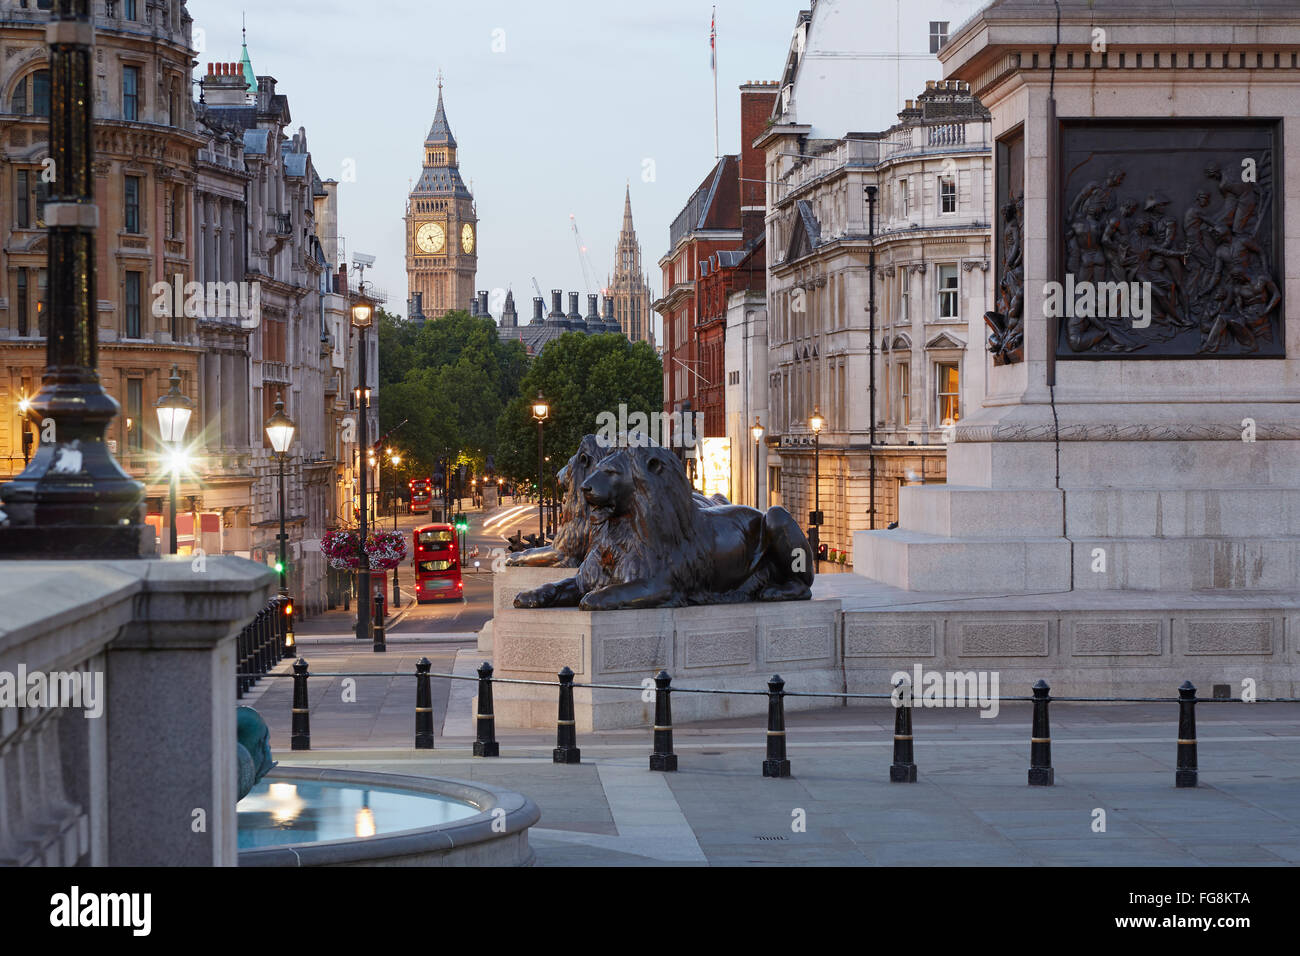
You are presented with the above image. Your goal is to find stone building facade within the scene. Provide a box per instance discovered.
[654,82,777,482]
[0,0,202,541]
[0,0,356,616]
[757,80,992,562]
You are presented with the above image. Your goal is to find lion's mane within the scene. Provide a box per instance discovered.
[548,433,606,566]
[576,445,713,606]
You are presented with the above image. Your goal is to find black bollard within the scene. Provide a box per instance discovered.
[415,657,435,750]
[260,609,272,675]
[236,621,248,698]
[553,666,581,764]
[890,677,918,782]
[1176,680,1198,788]
[252,611,266,679]
[473,661,500,757]
[1028,679,1054,786]
[762,674,791,778]
[291,658,311,751]
[372,593,386,653]
[649,670,678,772]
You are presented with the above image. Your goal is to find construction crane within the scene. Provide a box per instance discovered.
[569,214,602,293]
[531,276,544,302]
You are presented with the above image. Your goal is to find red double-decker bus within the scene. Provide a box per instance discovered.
[409,476,433,514]
[413,523,462,603]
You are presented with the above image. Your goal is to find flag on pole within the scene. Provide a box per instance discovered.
[710,7,717,70]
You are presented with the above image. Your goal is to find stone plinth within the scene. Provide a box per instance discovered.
[847,3,1300,666]
[490,568,842,731]
[816,573,1300,699]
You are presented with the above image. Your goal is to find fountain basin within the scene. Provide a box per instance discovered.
[238,767,540,867]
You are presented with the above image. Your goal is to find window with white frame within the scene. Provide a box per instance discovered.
[899,269,910,324]
[939,176,956,214]
[898,178,909,217]
[937,264,959,318]
[929,21,949,54]
[894,360,910,427]
[936,362,960,423]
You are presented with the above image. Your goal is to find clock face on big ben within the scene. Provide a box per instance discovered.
[461,223,475,253]
[416,221,445,254]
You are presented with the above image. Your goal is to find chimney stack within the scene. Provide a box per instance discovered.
[470,297,479,316]
[532,296,544,324]
[549,289,564,323]
[586,294,600,326]
[478,290,489,317]
[567,292,581,328]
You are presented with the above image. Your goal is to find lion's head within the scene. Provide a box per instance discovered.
[550,433,607,563]
[581,444,693,523]
[578,444,704,584]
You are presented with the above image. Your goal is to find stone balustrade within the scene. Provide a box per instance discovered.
[0,556,275,866]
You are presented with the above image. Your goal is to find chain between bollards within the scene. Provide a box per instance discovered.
[762,674,791,778]
[649,670,677,771]
[890,677,917,782]
[415,657,434,749]
[1176,680,1198,788]
[291,658,311,751]
[1028,679,1054,786]
[474,661,500,757]
[553,666,581,764]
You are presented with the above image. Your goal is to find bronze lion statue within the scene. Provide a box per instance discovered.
[506,434,607,567]
[507,433,731,569]
[514,444,814,610]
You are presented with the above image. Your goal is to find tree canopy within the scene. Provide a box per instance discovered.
[494,331,663,486]
[376,308,528,478]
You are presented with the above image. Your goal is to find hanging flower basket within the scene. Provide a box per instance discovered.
[321,529,408,572]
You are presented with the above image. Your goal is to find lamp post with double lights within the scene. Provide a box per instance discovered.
[388,448,402,609]
[351,292,376,648]
[809,405,825,570]
[154,365,194,556]
[264,392,296,602]
[751,416,764,508]
[531,392,549,541]
[864,184,879,530]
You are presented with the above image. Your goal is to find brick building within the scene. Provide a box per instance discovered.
[653,82,776,485]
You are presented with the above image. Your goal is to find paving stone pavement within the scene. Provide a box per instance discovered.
[245,643,1300,866]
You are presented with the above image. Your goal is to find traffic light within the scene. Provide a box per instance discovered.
[283,598,294,617]
[453,512,468,532]
[274,560,284,574]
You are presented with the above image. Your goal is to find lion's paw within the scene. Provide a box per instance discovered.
[514,589,546,608]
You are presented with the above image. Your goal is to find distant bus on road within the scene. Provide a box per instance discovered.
[409,476,433,514]
[412,523,462,603]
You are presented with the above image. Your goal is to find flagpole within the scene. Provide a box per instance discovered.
[712,6,720,159]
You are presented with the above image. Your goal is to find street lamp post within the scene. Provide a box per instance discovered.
[389,450,401,609]
[264,392,296,602]
[351,292,376,649]
[865,184,879,530]
[751,416,764,508]
[532,392,549,541]
[809,405,825,571]
[154,365,194,556]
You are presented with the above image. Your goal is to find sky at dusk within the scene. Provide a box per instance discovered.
[187,0,804,337]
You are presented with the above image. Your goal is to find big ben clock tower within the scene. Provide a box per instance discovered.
[405,78,477,319]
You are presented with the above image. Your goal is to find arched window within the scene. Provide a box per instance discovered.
[10,69,51,116]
